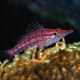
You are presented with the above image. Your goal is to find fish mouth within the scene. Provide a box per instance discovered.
[51,30,74,43]
[57,29,74,38]
[44,30,73,47]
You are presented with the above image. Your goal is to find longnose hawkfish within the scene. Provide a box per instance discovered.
[4,23,73,58]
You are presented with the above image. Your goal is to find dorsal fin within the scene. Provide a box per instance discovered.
[26,21,44,34]
[17,22,44,44]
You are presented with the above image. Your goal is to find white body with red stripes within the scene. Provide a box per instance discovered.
[6,27,73,58]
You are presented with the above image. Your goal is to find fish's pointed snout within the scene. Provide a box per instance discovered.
[57,29,74,39]
[64,29,74,34]
[57,29,74,34]
[70,29,74,33]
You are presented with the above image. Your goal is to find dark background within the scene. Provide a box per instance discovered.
[0,0,80,60]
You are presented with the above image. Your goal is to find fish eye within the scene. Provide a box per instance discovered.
[53,33,57,35]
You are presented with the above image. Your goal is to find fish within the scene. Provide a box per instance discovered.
[5,24,73,59]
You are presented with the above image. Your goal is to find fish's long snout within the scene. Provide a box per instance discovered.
[64,29,74,33]
[57,29,74,38]
[59,29,74,34]
[70,29,74,32]
[64,29,74,35]
[56,28,74,35]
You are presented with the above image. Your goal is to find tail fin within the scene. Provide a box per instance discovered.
[0,50,15,61]
[5,50,15,59]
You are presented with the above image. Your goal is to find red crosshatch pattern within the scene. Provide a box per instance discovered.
[6,26,73,58]
[10,28,54,55]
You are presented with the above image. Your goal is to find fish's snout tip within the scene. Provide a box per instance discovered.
[63,29,74,34]
[70,29,74,33]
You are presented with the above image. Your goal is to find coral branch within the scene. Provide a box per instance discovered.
[0,39,80,80]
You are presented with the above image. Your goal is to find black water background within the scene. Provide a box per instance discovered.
[0,0,80,61]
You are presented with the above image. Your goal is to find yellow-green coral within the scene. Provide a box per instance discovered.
[0,38,80,80]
